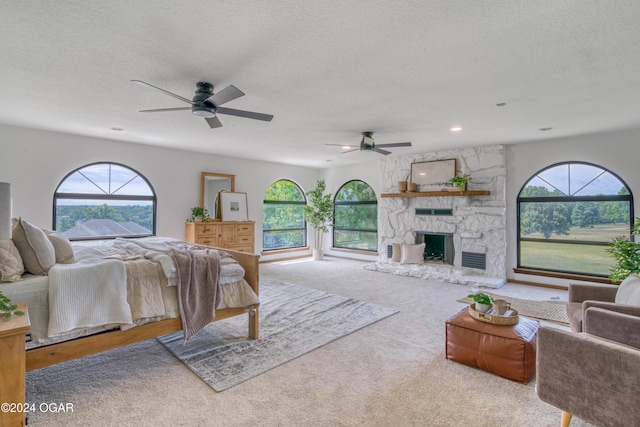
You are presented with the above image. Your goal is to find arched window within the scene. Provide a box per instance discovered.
[333,180,377,251]
[53,162,156,240]
[263,179,306,250]
[517,161,633,277]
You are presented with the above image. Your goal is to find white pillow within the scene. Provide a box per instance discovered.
[0,239,24,282]
[11,218,56,275]
[401,243,425,264]
[391,243,402,262]
[44,229,75,264]
[615,274,640,306]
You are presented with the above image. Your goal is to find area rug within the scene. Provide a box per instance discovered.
[457,293,570,325]
[157,278,398,391]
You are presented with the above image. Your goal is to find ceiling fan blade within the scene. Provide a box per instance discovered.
[207,85,245,106]
[374,147,392,155]
[139,107,191,113]
[130,80,193,105]
[205,116,223,129]
[376,142,412,148]
[217,107,274,122]
[340,148,361,154]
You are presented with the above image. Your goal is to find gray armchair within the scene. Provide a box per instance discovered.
[567,282,640,332]
[537,307,640,427]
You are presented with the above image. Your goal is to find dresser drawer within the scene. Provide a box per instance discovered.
[235,223,253,235]
[195,224,217,237]
[235,234,253,245]
[231,245,254,253]
[196,237,216,246]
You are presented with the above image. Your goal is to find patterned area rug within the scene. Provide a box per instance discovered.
[457,293,570,325]
[157,278,398,391]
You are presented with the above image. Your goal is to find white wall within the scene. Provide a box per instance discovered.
[505,128,640,286]
[0,124,320,256]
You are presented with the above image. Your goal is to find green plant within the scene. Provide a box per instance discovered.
[189,206,209,222]
[0,291,25,320]
[607,219,640,282]
[467,291,494,306]
[450,173,472,192]
[303,179,335,251]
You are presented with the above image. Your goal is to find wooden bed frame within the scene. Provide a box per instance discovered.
[25,247,260,371]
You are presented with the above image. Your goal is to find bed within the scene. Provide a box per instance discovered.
[0,234,260,371]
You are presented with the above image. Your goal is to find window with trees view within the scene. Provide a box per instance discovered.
[517,162,633,277]
[333,180,377,251]
[54,162,156,240]
[263,180,306,250]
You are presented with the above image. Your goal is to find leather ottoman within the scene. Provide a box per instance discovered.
[445,308,540,384]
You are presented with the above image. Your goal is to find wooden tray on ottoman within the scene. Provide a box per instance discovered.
[469,303,519,325]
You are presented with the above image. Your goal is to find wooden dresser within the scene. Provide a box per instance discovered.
[185,221,255,253]
[0,303,29,427]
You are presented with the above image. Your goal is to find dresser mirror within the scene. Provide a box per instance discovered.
[200,172,235,219]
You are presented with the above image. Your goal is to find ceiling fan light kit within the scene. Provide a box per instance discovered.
[131,80,273,129]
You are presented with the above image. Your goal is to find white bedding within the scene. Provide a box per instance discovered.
[0,239,259,349]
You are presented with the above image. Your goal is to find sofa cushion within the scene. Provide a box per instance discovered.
[615,274,640,305]
[11,218,56,275]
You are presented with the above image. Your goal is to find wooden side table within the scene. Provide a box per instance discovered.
[0,303,30,427]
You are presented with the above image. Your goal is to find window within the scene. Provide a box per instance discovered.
[263,179,306,250]
[517,162,633,277]
[333,180,377,251]
[53,162,156,240]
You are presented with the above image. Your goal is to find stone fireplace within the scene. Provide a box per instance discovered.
[365,145,507,288]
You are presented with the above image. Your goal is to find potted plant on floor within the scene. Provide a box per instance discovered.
[304,179,334,260]
[608,218,640,282]
[468,291,493,313]
[450,173,472,193]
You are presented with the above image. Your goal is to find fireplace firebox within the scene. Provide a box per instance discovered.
[415,231,454,265]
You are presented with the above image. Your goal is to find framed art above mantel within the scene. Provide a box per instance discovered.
[410,159,457,187]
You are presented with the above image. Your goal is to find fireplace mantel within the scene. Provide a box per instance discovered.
[381,190,490,198]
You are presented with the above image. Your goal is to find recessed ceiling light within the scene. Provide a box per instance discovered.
[538,127,553,132]
[342,146,351,149]
[450,127,462,132]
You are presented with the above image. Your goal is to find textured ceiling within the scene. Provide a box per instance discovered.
[1,1,640,168]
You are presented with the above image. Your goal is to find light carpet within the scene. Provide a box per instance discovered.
[457,293,570,325]
[157,278,398,391]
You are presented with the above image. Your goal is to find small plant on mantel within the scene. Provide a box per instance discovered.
[450,173,473,193]
[0,291,25,320]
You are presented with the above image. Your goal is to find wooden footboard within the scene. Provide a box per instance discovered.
[26,247,259,371]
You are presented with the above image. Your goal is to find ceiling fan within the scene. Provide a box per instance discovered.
[326,131,412,155]
[131,80,273,129]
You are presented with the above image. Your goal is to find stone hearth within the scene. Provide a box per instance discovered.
[372,145,507,288]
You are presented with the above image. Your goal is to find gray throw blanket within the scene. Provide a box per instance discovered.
[170,248,222,343]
